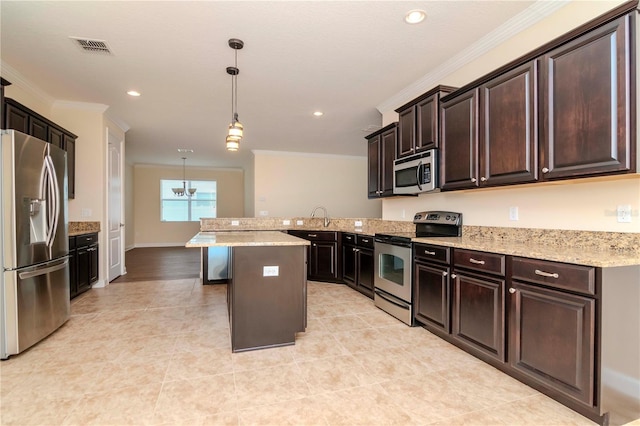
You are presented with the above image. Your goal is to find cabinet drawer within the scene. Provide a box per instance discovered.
[290,230,337,241]
[511,257,595,296]
[454,249,505,276]
[76,233,98,247]
[342,233,356,245]
[356,234,374,249]
[414,243,450,264]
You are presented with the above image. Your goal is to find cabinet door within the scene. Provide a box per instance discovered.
[342,245,356,287]
[64,134,76,199]
[356,248,374,297]
[480,61,538,186]
[440,89,479,190]
[397,107,415,158]
[69,248,78,299]
[30,116,48,142]
[509,282,595,406]
[451,271,505,361]
[379,126,397,196]
[540,15,633,179]
[5,102,29,133]
[89,245,99,284]
[414,261,450,333]
[76,247,90,292]
[309,241,338,281]
[367,135,380,198]
[416,95,438,151]
[48,127,64,149]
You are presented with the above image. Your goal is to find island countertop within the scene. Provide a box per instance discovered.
[186,231,311,247]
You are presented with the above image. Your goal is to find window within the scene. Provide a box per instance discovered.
[160,179,217,222]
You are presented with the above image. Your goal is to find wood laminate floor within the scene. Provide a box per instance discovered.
[112,246,200,283]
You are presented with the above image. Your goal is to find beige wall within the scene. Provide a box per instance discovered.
[133,164,244,246]
[253,151,382,218]
[381,0,640,233]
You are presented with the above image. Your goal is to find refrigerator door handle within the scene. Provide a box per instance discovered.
[18,258,69,280]
[43,154,60,250]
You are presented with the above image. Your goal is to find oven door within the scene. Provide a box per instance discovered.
[373,242,412,303]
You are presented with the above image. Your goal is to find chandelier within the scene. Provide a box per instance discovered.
[172,157,196,197]
[226,38,244,151]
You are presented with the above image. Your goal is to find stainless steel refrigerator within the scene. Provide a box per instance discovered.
[1,129,70,359]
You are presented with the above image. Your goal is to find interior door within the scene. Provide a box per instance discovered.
[107,131,123,282]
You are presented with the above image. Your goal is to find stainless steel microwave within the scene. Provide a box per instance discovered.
[393,149,438,194]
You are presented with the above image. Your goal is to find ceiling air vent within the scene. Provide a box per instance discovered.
[69,37,113,55]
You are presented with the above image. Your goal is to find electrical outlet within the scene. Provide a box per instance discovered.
[617,205,632,223]
[283,220,291,225]
[354,221,363,227]
[263,266,279,277]
[259,210,268,216]
[509,207,519,221]
[231,220,240,226]
[296,220,303,225]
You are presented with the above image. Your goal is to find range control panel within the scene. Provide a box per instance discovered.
[413,211,462,226]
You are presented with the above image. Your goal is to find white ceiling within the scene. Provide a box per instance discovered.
[0,0,551,169]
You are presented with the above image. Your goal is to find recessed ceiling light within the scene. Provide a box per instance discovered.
[127,90,141,97]
[405,9,426,24]
[313,111,324,117]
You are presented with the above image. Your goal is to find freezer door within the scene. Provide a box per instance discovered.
[1,130,68,269]
[1,257,70,358]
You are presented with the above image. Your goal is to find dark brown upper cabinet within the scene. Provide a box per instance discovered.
[440,88,479,191]
[539,14,634,180]
[366,123,397,198]
[395,85,457,159]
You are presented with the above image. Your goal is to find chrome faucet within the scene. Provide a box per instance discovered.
[310,206,330,227]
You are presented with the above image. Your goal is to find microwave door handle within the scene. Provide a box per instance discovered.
[416,161,423,191]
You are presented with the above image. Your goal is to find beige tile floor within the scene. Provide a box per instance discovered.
[0,279,619,425]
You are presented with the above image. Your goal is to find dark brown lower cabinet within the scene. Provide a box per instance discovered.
[509,281,595,406]
[288,230,341,282]
[451,271,505,362]
[342,233,374,298]
[69,233,99,299]
[413,243,452,336]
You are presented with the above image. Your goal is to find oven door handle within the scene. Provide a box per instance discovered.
[374,289,410,310]
[415,161,423,191]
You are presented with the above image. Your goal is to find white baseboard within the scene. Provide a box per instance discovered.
[90,279,106,288]
[125,245,135,252]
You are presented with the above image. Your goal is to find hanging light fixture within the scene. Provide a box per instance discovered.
[172,157,196,197]
[226,38,244,151]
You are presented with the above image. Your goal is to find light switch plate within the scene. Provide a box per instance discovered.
[283,220,291,225]
[354,220,363,227]
[617,205,632,223]
[296,220,303,225]
[509,207,519,221]
[263,266,279,277]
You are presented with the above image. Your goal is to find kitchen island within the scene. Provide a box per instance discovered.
[186,231,309,352]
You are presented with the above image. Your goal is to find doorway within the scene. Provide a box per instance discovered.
[107,129,125,282]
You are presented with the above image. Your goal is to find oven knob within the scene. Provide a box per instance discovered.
[446,215,450,221]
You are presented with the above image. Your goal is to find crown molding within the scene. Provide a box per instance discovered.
[376,0,570,114]
[53,100,109,112]
[104,109,131,132]
[0,61,55,106]
[252,149,366,160]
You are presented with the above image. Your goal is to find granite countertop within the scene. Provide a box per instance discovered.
[186,231,311,247]
[413,236,640,268]
[68,221,101,236]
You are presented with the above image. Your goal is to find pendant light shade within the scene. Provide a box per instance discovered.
[225,38,244,151]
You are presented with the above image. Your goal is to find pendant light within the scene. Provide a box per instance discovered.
[226,38,244,151]
[172,157,196,197]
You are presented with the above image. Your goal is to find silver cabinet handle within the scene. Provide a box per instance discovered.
[509,288,516,294]
[469,258,485,265]
[535,269,559,279]
[470,177,477,183]
[424,250,436,256]
[308,234,317,238]
[480,177,487,182]
[362,238,370,243]
[352,247,357,252]
[442,271,448,277]
[542,167,549,173]
[451,273,457,279]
